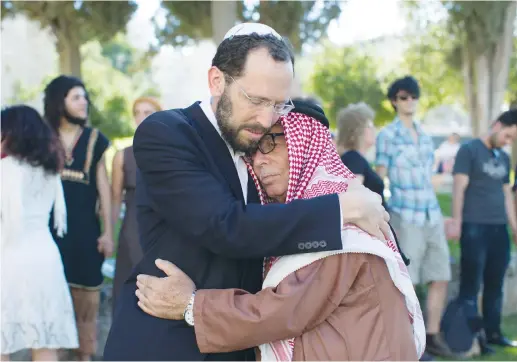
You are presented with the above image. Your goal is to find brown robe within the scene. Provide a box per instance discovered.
[193,253,418,361]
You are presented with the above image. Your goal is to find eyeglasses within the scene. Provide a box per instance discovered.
[227,75,295,115]
[397,94,419,101]
[257,132,285,154]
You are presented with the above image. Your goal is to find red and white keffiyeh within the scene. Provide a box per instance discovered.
[246,112,426,361]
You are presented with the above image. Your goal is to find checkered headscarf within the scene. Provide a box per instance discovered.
[247,111,356,206]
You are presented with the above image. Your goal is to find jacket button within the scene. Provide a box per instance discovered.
[305,241,312,249]
[319,240,327,248]
[298,242,305,250]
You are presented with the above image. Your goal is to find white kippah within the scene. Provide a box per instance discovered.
[223,22,282,41]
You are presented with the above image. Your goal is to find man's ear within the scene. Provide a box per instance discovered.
[208,66,225,98]
[390,98,397,111]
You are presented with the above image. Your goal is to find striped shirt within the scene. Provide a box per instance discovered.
[375,118,441,226]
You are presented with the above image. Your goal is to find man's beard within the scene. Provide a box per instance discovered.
[488,133,499,149]
[64,108,87,127]
[215,90,269,153]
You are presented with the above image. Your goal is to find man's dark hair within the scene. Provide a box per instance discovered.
[387,75,421,100]
[496,108,517,127]
[43,75,88,131]
[292,95,323,108]
[212,33,294,79]
[1,105,65,173]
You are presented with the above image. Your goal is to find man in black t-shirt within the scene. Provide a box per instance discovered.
[451,109,517,348]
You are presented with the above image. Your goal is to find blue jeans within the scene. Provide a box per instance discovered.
[459,222,511,336]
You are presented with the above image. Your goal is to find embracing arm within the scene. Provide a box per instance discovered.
[111,150,124,231]
[96,154,114,257]
[133,114,342,258]
[193,254,359,353]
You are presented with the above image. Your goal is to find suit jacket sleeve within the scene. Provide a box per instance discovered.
[193,254,361,353]
[133,112,342,258]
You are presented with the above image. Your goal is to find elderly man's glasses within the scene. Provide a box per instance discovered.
[257,132,285,154]
[227,75,294,115]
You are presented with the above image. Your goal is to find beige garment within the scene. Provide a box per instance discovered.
[194,253,418,361]
[390,211,451,284]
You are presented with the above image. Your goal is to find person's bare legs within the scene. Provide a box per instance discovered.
[75,351,91,361]
[1,354,10,361]
[31,348,58,361]
[426,280,448,334]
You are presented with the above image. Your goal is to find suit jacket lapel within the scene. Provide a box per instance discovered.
[185,102,245,202]
[247,173,260,204]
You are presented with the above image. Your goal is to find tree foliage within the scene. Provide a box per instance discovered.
[82,40,161,139]
[309,46,393,127]
[444,1,510,56]
[6,37,160,140]
[154,1,212,47]
[240,1,341,52]
[401,0,516,136]
[401,24,465,113]
[156,0,342,52]
[443,0,516,134]
[508,37,517,107]
[1,1,137,76]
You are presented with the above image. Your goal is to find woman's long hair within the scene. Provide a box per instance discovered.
[1,105,65,173]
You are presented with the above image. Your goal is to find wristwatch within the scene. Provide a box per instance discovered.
[183,291,196,326]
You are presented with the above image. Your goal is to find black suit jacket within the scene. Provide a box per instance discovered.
[103,103,342,361]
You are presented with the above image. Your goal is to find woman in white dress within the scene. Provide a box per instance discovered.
[1,105,79,361]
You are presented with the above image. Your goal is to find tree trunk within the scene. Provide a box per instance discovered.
[54,18,82,78]
[462,2,516,137]
[491,0,516,118]
[211,1,238,45]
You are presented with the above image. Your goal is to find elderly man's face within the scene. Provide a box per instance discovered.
[251,123,289,203]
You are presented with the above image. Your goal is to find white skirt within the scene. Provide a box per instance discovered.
[1,229,79,354]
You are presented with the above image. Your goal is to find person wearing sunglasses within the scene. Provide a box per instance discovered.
[375,76,454,359]
[104,23,389,361]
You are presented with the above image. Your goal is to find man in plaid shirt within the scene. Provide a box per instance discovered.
[376,76,452,360]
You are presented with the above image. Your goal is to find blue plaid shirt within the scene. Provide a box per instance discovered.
[375,118,441,226]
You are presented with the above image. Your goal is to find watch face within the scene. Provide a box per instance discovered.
[184,292,196,326]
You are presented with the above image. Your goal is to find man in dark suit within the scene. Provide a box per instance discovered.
[103,23,390,361]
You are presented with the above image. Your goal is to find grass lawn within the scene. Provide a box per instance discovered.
[436,192,516,361]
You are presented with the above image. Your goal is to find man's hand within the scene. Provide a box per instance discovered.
[445,217,461,241]
[339,181,390,241]
[136,259,196,320]
[97,232,114,258]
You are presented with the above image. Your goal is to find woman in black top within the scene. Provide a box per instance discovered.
[337,102,409,264]
[337,102,386,208]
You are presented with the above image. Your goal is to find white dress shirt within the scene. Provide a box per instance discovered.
[199,99,248,204]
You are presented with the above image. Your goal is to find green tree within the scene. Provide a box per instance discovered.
[81,40,161,139]
[1,0,137,78]
[401,1,516,136]
[240,1,341,52]
[444,0,516,136]
[401,24,465,114]
[508,37,517,108]
[309,46,393,127]
[156,0,342,51]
